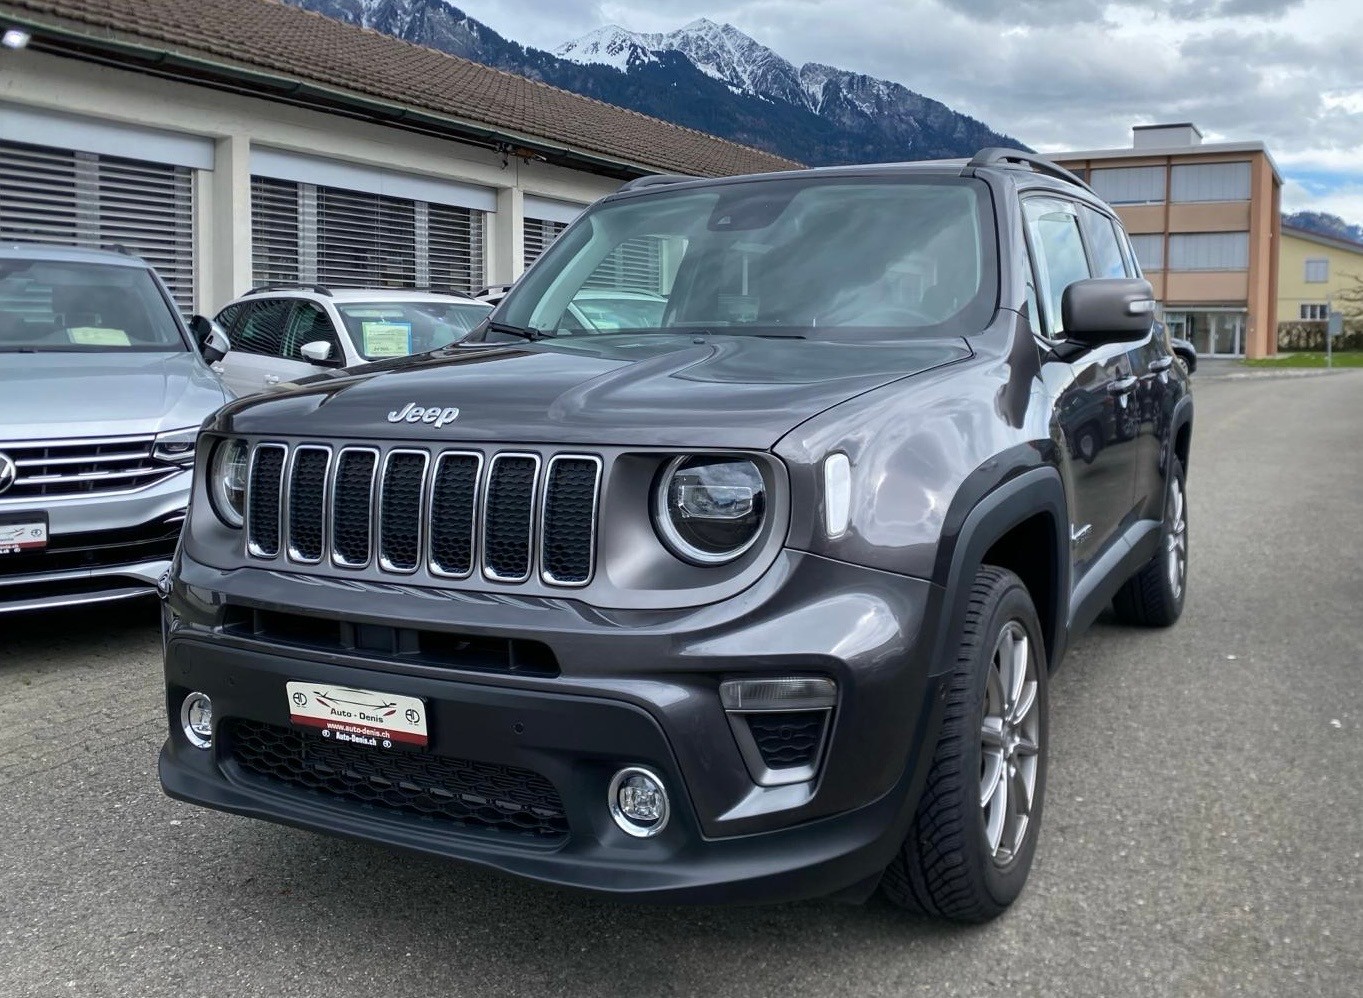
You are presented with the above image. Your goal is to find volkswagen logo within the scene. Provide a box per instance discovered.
[0,453,15,495]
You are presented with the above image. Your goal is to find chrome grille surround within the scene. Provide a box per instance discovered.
[240,441,600,589]
[0,434,180,500]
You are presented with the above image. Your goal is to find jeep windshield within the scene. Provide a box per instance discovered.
[498,176,996,341]
[0,260,187,352]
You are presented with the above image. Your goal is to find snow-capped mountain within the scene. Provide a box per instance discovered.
[282,1,1026,165]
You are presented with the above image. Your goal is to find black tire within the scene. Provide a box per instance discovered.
[881,566,1049,922]
[1112,456,1187,627]
[1074,423,1101,464]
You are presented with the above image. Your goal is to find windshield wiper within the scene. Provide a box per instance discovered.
[484,319,554,342]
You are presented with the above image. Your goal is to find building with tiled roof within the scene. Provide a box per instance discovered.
[0,0,801,312]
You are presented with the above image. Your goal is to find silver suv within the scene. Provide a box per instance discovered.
[209,286,492,397]
[0,244,230,613]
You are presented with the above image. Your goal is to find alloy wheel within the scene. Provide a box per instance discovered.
[980,621,1040,865]
[1166,475,1187,599]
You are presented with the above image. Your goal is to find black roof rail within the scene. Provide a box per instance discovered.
[243,283,333,297]
[618,173,700,193]
[963,148,1094,194]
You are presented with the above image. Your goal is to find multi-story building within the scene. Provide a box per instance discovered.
[1053,124,1282,358]
[1277,224,1363,328]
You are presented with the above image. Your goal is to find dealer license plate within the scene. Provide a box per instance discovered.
[0,518,47,555]
[286,681,428,750]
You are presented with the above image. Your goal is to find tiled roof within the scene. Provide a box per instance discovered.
[0,0,802,178]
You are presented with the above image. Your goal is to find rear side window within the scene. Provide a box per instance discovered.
[232,299,292,357]
[1022,198,1092,337]
[1079,206,1128,279]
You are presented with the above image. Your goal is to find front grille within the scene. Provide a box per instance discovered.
[747,712,826,770]
[225,719,569,840]
[0,435,180,498]
[244,442,600,588]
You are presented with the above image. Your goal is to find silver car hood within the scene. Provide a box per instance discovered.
[0,351,230,440]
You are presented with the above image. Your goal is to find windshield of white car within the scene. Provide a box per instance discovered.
[0,261,187,352]
[334,300,493,360]
[498,176,996,340]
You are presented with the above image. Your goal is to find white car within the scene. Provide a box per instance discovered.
[209,286,492,396]
[475,285,667,333]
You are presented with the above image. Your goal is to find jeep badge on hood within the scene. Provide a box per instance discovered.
[387,403,460,428]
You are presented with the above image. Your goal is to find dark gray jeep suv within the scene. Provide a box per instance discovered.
[159,150,1192,922]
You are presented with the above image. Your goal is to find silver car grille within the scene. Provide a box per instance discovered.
[0,435,179,498]
[244,442,601,588]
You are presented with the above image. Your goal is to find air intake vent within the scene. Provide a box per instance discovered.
[379,451,427,573]
[540,456,600,586]
[482,455,539,582]
[287,446,330,563]
[331,448,377,568]
[429,452,481,578]
[247,444,286,557]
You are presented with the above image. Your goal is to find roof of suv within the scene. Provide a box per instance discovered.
[0,243,150,268]
[232,287,491,305]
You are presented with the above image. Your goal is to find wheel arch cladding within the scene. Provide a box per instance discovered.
[929,466,1069,676]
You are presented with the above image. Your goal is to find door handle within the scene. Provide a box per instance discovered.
[1108,376,1139,395]
[1148,357,1173,373]
[264,374,280,385]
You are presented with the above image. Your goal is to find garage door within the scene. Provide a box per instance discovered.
[0,139,196,312]
[251,177,486,293]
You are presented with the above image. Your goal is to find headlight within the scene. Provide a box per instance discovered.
[653,456,766,565]
[208,438,249,528]
[153,427,199,466]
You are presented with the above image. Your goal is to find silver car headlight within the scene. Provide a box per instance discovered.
[653,456,766,565]
[152,427,199,466]
[208,438,249,528]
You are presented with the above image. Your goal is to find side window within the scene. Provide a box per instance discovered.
[215,302,244,333]
[284,302,340,362]
[1079,206,1128,279]
[232,299,292,357]
[1022,198,1092,337]
[1022,250,1044,337]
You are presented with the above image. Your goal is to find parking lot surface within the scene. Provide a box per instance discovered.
[3,372,1361,997]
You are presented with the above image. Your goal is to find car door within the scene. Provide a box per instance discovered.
[278,300,345,380]
[1104,216,1174,524]
[216,297,294,396]
[1024,195,1141,578]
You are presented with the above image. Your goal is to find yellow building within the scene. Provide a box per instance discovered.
[1278,225,1363,327]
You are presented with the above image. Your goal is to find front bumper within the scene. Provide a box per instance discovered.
[160,548,947,903]
[0,467,190,613]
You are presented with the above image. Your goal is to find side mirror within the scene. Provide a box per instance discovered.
[1060,278,1157,348]
[299,340,337,365]
[190,314,231,364]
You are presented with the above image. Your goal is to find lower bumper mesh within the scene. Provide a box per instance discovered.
[223,719,569,841]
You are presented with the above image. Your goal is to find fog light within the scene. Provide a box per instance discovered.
[608,766,669,838]
[180,692,213,749]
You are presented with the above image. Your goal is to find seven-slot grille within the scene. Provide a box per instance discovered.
[0,435,180,498]
[245,442,601,587]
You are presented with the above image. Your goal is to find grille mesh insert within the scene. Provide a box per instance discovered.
[483,456,537,580]
[379,452,426,571]
[429,454,480,576]
[331,450,376,566]
[247,446,285,557]
[541,458,598,584]
[225,719,568,840]
[747,712,826,770]
[287,448,329,562]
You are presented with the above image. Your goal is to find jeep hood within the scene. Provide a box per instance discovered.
[0,351,230,440]
[214,335,972,448]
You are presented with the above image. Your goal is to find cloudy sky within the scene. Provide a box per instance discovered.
[462,0,1363,225]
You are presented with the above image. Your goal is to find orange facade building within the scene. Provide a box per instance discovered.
[1054,124,1281,358]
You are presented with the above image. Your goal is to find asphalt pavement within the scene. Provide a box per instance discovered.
[2,372,1360,997]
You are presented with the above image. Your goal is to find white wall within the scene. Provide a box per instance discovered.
[0,50,620,311]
